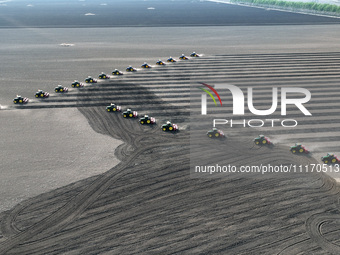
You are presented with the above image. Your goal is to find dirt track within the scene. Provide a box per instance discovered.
[2,53,340,254]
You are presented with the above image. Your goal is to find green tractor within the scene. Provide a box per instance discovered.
[156,60,166,66]
[207,128,225,138]
[190,52,200,57]
[123,109,138,118]
[35,90,49,98]
[71,80,84,88]
[254,135,271,145]
[55,85,68,93]
[13,95,29,104]
[179,54,188,60]
[141,62,152,68]
[126,66,137,72]
[112,69,123,76]
[140,115,156,125]
[321,153,340,164]
[85,76,97,83]
[167,57,176,63]
[106,103,121,112]
[290,143,309,154]
[161,121,178,132]
[98,72,110,79]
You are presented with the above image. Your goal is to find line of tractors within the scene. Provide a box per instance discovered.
[208,128,339,164]
[13,53,200,132]
[12,51,337,164]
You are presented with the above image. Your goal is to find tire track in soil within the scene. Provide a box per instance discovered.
[0,74,189,254]
[2,52,340,254]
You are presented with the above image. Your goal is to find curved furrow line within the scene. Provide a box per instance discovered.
[12,169,298,253]
[0,206,26,238]
[0,138,188,254]
[6,141,190,253]
[1,74,189,252]
[3,52,340,254]
[306,214,340,255]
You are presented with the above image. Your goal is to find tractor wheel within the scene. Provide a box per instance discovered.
[169,126,173,131]
[107,109,110,112]
[332,158,337,163]
[14,100,17,104]
[255,141,259,145]
[113,108,116,111]
[72,85,75,88]
[324,160,329,164]
[147,120,151,124]
[262,140,267,144]
[60,89,63,92]
[19,100,22,103]
[129,113,133,117]
[35,95,39,98]
[141,121,144,125]
[123,114,127,118]
[76,84,79,87]
[163,127,166,131]
[299,148,304,153]
[90,80,93,83]
[55,89,58,92]
[40,94,43,97]
[208,134,212,138]
[215,133,219,137]
[292,150,296,154]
